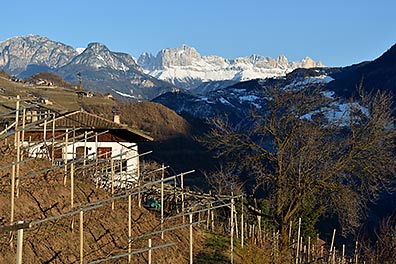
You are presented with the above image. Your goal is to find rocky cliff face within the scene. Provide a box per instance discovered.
[0,35,78,74]
[138,45,324,91]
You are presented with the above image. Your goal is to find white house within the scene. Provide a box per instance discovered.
[23,110,153,184]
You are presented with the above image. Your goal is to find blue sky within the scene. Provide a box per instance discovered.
[1,0,395,66]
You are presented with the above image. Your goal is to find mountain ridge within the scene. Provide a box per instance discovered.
[138,44,323,91]
[0,35,175,100]
[0,34,322,99]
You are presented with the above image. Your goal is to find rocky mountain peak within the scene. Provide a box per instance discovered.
[0,34,78,74]
[159,44,202,68]
[276,55,289,68]
[86,42,111,53]
[69,42,137,71]
[137,52,156,71]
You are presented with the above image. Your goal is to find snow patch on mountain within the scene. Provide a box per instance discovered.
[301,101,369,126]
[283,75,334,90]
[76,48,86,54]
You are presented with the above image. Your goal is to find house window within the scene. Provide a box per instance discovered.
[53,147,63,159]
[97,147,112,159]
[48,145,63,159]
[114,159,128,173]
[76,146,89,158]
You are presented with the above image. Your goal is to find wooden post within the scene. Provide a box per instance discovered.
[10,164,16,225]
[300,236,303,263]
[181,173,185,223]
[161,164,165,239]
[71,163,74,209]
[354,241,358,264]
[206,203,211,230]
[111,158,115,210]
[211,208,214,232]
[257,215,262,245]
[21,108,26,147]
[71,163,75,232]
[332,247,336,264]
[308,236,311,263]
[16,221,24,264]
[15,129,21,197]
[234,211,239,239]
[148,238,152,264]
[14,95,20,146]
[80,210,84,264]
[296,218,301,264]
[128,194,131,263]
[51,113,55,163]
[138,180,141,208]
[230,196,234,264]
[83,131,87,171]
[241,200,244,248]
[137,158,141,208]
[64,129,69,186]
[329,229,336,263]
[174,175,178,213]
[43,119,47,142]
[190,213,193,264]
[95,133,99,188]
[121,152,125,190]
[342,244,345,264]
[15,96,21,197]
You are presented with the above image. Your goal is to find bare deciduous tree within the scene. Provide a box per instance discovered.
[203,163,244,195]
[203,86,396,252]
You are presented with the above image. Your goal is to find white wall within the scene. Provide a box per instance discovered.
[23,140,140,182]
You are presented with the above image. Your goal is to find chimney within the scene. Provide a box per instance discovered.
[113,114,120,124]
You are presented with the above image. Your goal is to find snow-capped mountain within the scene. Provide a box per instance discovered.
[138,44,323,92]
[68,42,139,71]
[0,35,175,100]
[54,42,175,100]
[153,41,396,125]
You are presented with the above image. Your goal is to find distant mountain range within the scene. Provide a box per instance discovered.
[153,43,396,125]
[138,44,323,92]
[0,35,175,100]
[0,34,323,99]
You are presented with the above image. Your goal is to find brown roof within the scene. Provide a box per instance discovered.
[35,110,154,142]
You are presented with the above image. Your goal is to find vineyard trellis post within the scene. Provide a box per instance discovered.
[230,195,234,264]
[181,172,185,223]
[111,158,115,210]
[15,96,21,197]
[128,194,132,263]
[161,163,165,239]
[148,238,152,264]
[189,213,193,264]
[329,229,336,263]
[16,221,24,264]
[80,210,84,264]
[63,129,69,186]
[241,199,244,248]
[296,217,301,264]
[71,162,75,232]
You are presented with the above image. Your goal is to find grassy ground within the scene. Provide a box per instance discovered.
[195,231,231,264]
